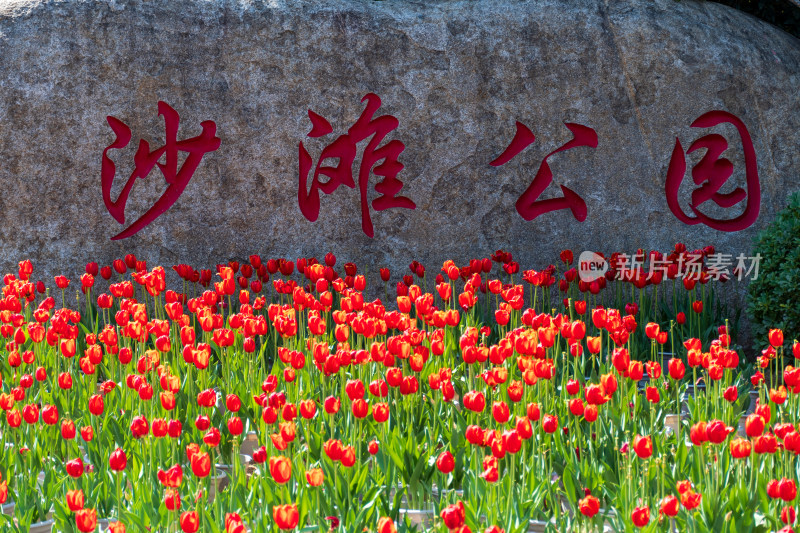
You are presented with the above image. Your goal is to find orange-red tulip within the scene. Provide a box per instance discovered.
[269,456,292,484]
[273,504,299,530]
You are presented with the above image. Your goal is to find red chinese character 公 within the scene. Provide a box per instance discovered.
[664,110,760,231]
[490,121,598,221]
[101,101,220,240]
[298,93,416,238]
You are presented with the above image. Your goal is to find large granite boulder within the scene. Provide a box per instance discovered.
[0,0,798,283]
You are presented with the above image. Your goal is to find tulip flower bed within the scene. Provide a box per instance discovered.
[0,248,796,533]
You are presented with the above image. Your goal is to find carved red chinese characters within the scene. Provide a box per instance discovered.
[491,121,598,221]
[101,101,221,240]
[298,93,416,238]
[665,110,760,231]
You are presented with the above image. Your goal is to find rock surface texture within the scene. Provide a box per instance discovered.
[0,0,798,283]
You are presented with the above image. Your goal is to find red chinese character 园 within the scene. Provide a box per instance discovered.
[298,93,416,238]
[490,121,598,221]
[101,101,220,240]
[664,110,760,231]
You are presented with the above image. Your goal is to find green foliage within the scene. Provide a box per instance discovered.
[747,191,800,349]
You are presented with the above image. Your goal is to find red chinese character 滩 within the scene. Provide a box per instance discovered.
[664,110,760,231]
[490,121,598,222]
[101,101,221,240]
[298,93,416,238]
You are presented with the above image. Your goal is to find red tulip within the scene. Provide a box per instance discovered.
[164,489,180,511]
[180,511,199,533]
[781,506,796,526]
[491,401,510,423]
[42,404,59,425]
[225,513,245,533]
[770,386,788,405]
[770,329,785,348]
[463,391,486,413]
[690,422,708,446]
[67,489,84,511]
[633,435,653,459]
[591,308,607,329]
[660,495,679,517]
[351,398,369,419]
[22,404,39,424]
[81,426,94,442]
[269,456,292,484]
[107,522,125,533]
[578,494,599,517]
[345,379,365,400]
[723,386,738,403]
[372,403,389,423]
[306,468,324,486]
[66,458,84,478]
[324,439,342,461]
[160,392,176,411]
[668,358,685,380]
[586,336,601,354]
[340,445,356,467]
[645,387,660,404]
[157,464,184,488]
[631,506,649,528]
[190,451,211,478]
[566,379,580,396]
[755,433,779,454]
[109,448,127,471]
[645,322,660,339]
[526,403,541,422]
[81,273,95,291]
[273,504,299,530]
[440,501,466,529]
[706,419,733,444]
[569,398,585,417]
[76,508,97,532]
[299,399,316,419]
[203,427,221,447]
[88,394,104,416]
[61,420,76,440]
[681,489,702,510]
[168,420,182,438]
[780,478,797,502]
[324,396,341,415]
[227,416,243,436]
[645,361,662,380]
[437,451,455,474]
[58,372,72,390]
[755,403,772,424]
[627,361,644,381]
[542,414,558,434]
[506,381,523,403]
[730,438,751,459]
[368,440,380,455]
[769,479,782,499]
[377,517,397,533]
[130,416,149,438]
